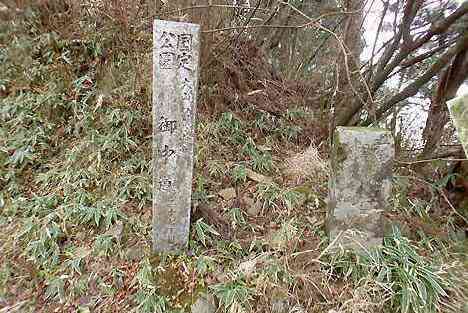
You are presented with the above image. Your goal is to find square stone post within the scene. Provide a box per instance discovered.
[328,127,394,250]
[153,20,200,252]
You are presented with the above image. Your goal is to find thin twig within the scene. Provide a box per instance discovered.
[295,17,344,77]
[233,0,261,42]
[161,4,272,16]
[385,36,459,80]
[280,1,376,123]
[202,23,309,33]
[440,191,468,225]
[328,62,340,161]
[360,0,378,30]
[0,301,28,313]
[291,231,344,259]
[396,175,468,225]
[202,6,358,34]
[396,158,468,164]
[368,0,389,81]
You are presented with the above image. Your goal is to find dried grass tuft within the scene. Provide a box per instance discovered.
[283,144,329,185]
[337,280,390,313]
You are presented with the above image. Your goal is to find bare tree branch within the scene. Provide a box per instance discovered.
[367,0,389,81]
[337,1,468,126]
[372,1,467,95]
[361,31,468,126]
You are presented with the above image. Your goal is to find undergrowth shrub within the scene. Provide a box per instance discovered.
[1,3,463,313]
[211,276,255,313]
[255,183,302,210]
[19,214,64,268]
[134,258,168,313]
[325,227,456,313]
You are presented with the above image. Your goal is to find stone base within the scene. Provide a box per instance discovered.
[328,210,384,250]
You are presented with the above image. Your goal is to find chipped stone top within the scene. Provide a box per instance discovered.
[447,94,468,157]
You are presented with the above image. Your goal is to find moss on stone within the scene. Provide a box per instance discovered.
[149,254,205,309]
[449,97,465,116]
[332,130,347,174]
[338,126,389,132]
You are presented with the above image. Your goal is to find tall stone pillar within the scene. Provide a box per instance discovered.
[153,20,200,252]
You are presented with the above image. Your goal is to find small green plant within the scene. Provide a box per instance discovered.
[94,234,115,257]
[207,160,225,178]
[104,205,126,228]
[256,183,301,210]
[216,240,247,259]
[74,204,106,227]
[109,267,125,291]
[193,175,212,202]
[282,189,302,210]
[270,218,300,251]
[196,256,217,276]
[218,112,246,145]
[0,263,12,297]
[241,137,257,158]
[135,289,168,313]
[7,146,34,167]
[22,216,63,267]
[260,259,294,285]
[44,275,67,303]
[251,151,273,173]
[211,277,255,313]
[136,258,155,289]
[218,112,242,130]
[285,108,308,120]
[231,164,247,184]
[227,207,247,229]
[118,173,151,203]
[254,112,272,132]
[194,218,220,247]
[255,183,282,209]
[64,246,91,275]
[135,258,169,313]
[70,275,89,297]
[276,124,302,140]
[325,227,452,313]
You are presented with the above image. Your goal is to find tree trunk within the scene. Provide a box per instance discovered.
[336,0,363,107]
[420,46,468,158]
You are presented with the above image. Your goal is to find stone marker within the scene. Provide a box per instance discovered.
[447,94,468,157]
[328,127,394,250]
[153,20,200,252]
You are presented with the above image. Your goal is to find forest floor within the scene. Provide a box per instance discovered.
[0,6,467,313]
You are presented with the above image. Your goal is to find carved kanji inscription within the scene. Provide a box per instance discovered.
[153,20,200,252]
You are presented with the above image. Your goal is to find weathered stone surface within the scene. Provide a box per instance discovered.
[328,127,394,250]
[153,20,200,252]
[191,293,217,313]
[447,94,468,157]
